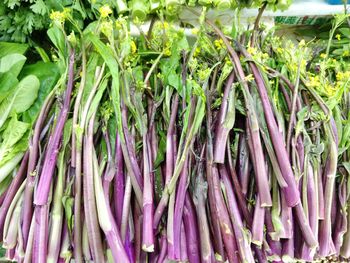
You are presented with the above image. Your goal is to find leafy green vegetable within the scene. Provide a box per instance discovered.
[0,75,40,129]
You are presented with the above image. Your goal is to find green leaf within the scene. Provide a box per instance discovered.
[30,0,47,15]
[0,53,26,77]
[19,61,60,123]
[0,116,29,161]
[0,152,24,183]
[0,42,28,57]
[0,133,28,167]
[0,72,18,103]
[47,26,66,58]
[87,32,123,138]
[0,75,40,129]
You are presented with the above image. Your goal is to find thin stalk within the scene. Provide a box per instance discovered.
[0,151,28,239]
[153,94,179,228]
[183,193,200,263]
[21,89,55,248]
[213,71,235,163]
[34,49,75,205]
[142,134,154,252]
[173,158,189,259]
[83,114,104,261]
[92,144,130,262]
[220,165,255,263]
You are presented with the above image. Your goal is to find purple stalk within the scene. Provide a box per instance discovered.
[156,231,167,263]
[206,161,224,259]
[211,166,239,263]
[34,49,75,205]
[47,156,67,263]
[333,181,347,253]
[32,205,49,263]
[125,226,135,262]
[208,21,298,205]
[265,235,282,261]
[167,191,176,259]
[59,222,72,262]
[173,158,189,259]
[282,236,294,262]
[183,193,200,263]
[3,186,24,250]
[121,175,132,242]
[318,138,338,257]
[244,56,299,206]
[153,94,179,229]
[247,120,272,207]
[280,193,293,239]
[71,45,86,263]
[252,195,265,246]
[92,145,130,263]
[0,151,28,239]
[114,133,125,229]
[193,147,214,263]
[213,71,234,163]
[23,215,35,263]
[300,162,318,261]
[317,162,325,219]
[226,138,252,226]
[142,134,155,252]
[83,116,104,261]
[21,89,55,248]
[220,165,255,263]
[134,204,143,263]
[237,134,250,197]
[102,129,115,202]
[121,104,143,204]
[82,222,92,261]
[180,222,188,262]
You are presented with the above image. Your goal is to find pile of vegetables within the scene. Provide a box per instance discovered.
[0,0,291,42]
[1,3,350,263]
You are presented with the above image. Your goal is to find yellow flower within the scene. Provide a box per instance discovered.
[245,74,254,82]
[99,5,113,18]
[191,28,199,35]
[342,50,350,57]
[320,53,327,59]
[298,39,306,47]
[307,75,320,88]
[131,40,137,54]
[325,83,336,96]
[262,53,269,59]
[50,11,66,24]
[247,46,257,55]
[164,48,171,56]
[214,39,224,50]
[336,34,341,40]
[100,21,113,38]
[194,47,201,57]
[163,22,169,29]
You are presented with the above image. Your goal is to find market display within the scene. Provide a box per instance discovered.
[0,1,350,262]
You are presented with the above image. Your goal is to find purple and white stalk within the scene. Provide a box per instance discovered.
[114,133,125,229]
[154,94,179,229]
[92,143,130,262]
[213,71,234,163]
[142,134,155,252]
[0,151,28,239]
[183,193,200,263]
[83,115,104,261]
[220,165,255,263]
[173,158,189,259]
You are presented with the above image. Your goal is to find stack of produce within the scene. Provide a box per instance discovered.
[0,2,350,263]
[0,0,291,42]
